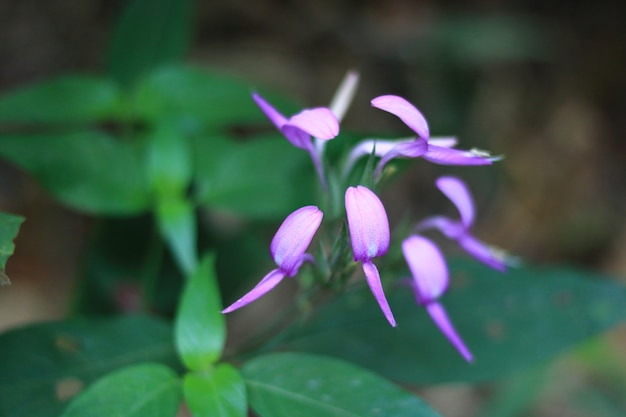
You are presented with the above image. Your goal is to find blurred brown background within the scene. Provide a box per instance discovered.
[0,1,625,415]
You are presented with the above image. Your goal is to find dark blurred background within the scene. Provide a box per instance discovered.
[0,1,624,415]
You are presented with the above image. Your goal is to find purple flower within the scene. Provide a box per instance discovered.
[370,95,498,177]
[402,235,473,362]
[222,206,323,314]
[417,176,515,272]
[253,93,339,186]
[345,186,396,327]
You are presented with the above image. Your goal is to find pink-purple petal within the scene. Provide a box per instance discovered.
[375,138,428,177]
[423,145,493,166]
[349,138,412,161]
[281,124,313,150]
[402,235,449,302]
[425,302,473,362]
[363,261,396,327]
[429,137,458,148]
[222,269,286,313]
[345,186,390,261]
[287,107,339,140]
[415,215,464,239]
[436,176,475,228]
[252,93,288,129]
[458,235,508,272]
[271,206,323,276]
[371,95,430,140]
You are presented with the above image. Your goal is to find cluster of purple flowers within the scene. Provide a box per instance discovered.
[222,73,513,362]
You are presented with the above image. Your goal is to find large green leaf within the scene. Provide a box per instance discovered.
[278,260,626,384]
[183,364,246,417]
[242,352,440,417]
[0,315,178,417]
[0,211,24,282]
[130,66,277,130]
[0,76,121,125]
[60,363,181,417]
[0,131,150,214]
[174,254,224,370]
[107,0,194,87]
[193,134,315,219]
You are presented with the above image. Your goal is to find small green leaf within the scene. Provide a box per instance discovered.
[0,132,150,214]
[175,254,225,370]
[193,134,315,219]
[146,119,193,197]
[61,363,181,417]
[156,197,198,275]
[184,364,246,417]
[0,315,178,417]
[278,260,626,384]
[0,211,24,277]
[108,0,194,87]
[0,76,121,125]
[242,352,440,417]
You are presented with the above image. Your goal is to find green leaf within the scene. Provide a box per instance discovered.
[146,119,193,197]
[184,364,246,417]
[0,211,24,277]
[61,363,181,417]
[130,66,275,131]
[0,76,121,125]
[108,0,194,87]
[175,254,224,370]
[0,315,179,417]
[278,260,626,384]
[0,131,150,214]
[156,197,198,275]
[193,134,315,219]
[242,352,440,417]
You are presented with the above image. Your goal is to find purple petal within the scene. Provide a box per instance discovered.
[458,235,508,272]
[345,186,390,261]
[426,302,473,362]
[287,107,339,140]
[402,235,449,302]
[371,95,430,140]
[349,138,413,161]
[363,261,396,327]
[423,145,493,166]
[222,268,286,313]
[344,138,414,179]
[252,93,288,129]
[374,138,428,178]
[436,176,475,228]
[306,143,328,189]
[271,206,323,276]
[429,137,458,148]
[281,124,314,150]
[415,215,464,240]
